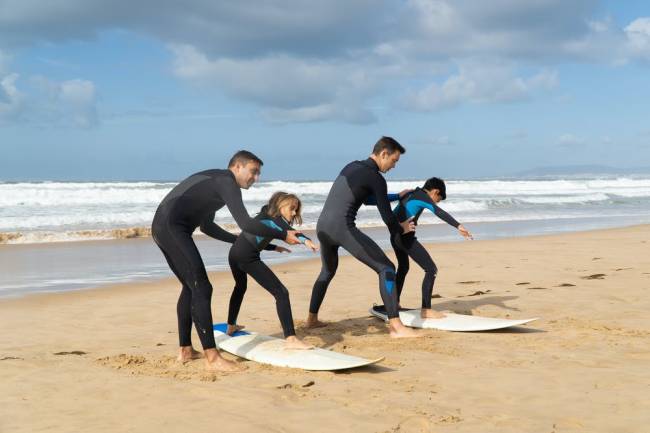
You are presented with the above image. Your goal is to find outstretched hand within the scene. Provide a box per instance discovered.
[305,239,320,252]
[458,225,473,240]
[285,230,302,245]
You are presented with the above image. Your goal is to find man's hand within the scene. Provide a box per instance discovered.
[275,246,292,253]
[400,217,416,234]
[285,230,302,245]
[398,188,413,198]
[305,239,320,252]
[458,225,473,240]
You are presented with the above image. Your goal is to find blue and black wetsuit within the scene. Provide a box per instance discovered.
[391,187,460,308]
[309,158,405,319]
[151,169,287,350]
[228,208,310,338]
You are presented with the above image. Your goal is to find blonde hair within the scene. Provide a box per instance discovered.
[265,192,303,226]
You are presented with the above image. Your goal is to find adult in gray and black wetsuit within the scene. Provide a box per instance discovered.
[152,150,301,371]
[306,136,419,338]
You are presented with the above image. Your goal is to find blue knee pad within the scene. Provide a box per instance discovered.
[380,268,396,295]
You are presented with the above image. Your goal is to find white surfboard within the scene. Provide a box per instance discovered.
[213,323,383,371]
[369,305,538,331]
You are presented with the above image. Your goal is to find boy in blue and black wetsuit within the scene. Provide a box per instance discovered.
[388,177,473,319]
[228,192,319,349]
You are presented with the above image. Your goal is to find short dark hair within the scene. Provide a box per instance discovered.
[423,177,446,200]
[228,150,264,168]
[372,136,406,155]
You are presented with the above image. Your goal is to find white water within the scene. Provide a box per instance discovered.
[2,176,650,244]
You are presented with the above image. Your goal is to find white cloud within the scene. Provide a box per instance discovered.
[558,133,586,146]
[0,72,98,127]
[625,17,650,60]
[0,73,23,120]
[403,62,558,111]
[170,44,380,123]
[1,1,648,123]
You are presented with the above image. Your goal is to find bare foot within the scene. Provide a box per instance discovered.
[388,318,421,338]
[226,324,246,335]
[177,346,203,362]
[284,336,314,350]
[421,309,447,319]
[305,313,327,329]
[204,349,244,372]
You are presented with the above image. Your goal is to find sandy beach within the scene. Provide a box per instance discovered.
[1,225,649,433]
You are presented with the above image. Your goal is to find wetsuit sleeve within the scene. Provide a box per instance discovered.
[363,193,400,206]
[287,225,311,243]
[199,212,238,243]
[264,244,278,251]
[218,180,288,240]
[426,202,460,228]
[371,175,404,234]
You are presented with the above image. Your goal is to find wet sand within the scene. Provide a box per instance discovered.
[1,225,649,433]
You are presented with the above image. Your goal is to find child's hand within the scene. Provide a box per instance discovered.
[458,225,473,240]
[275,246,292,253]
[305,240,320,252]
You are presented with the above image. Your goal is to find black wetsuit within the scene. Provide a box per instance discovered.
[390,187,460,308]
[151,169,287,350]
[309,158,405,319]
[228,209,310,338]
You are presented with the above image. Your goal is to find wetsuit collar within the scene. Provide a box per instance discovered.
[362,157,380,172]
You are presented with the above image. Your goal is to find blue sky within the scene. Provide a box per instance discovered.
[1,0,649,181]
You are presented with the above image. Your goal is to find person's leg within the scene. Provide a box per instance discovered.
[390,236,410,305]
[154,241,200,361]
[407,240,444,318]
[342,228,419,338]
[307,231,339,327]
[243,260,313,349]
[227,252,248,335]
[154,228,240,371]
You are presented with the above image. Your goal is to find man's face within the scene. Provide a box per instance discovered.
[233,161,261,189]
[377,150,401,173]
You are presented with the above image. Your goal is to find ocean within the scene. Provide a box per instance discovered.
[2,176,650,243]
[2,176,650,297]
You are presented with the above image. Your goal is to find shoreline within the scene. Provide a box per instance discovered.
[2,222,649,303]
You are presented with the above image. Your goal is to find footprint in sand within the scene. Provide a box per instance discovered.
[581,273,606,280]
[516,282,530,286]
[457,280,482,285]
[53,351,87,356]
[1,356,23,361]
[527,287,548,290]
[456,289,490,297]
[557,283,576,287]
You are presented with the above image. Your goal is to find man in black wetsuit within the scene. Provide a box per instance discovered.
[152,150,302,371]
[306,136,419,338]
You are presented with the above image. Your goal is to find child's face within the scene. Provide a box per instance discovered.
[279,201,298,222]
[428,189,443,203]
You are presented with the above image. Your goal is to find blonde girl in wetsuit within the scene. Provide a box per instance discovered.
[226,192,319,349]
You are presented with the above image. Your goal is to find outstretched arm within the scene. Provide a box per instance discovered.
[200,212,238,243]
[218,179,287,240]
[371,177,406,235]
[363,193,400,206]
